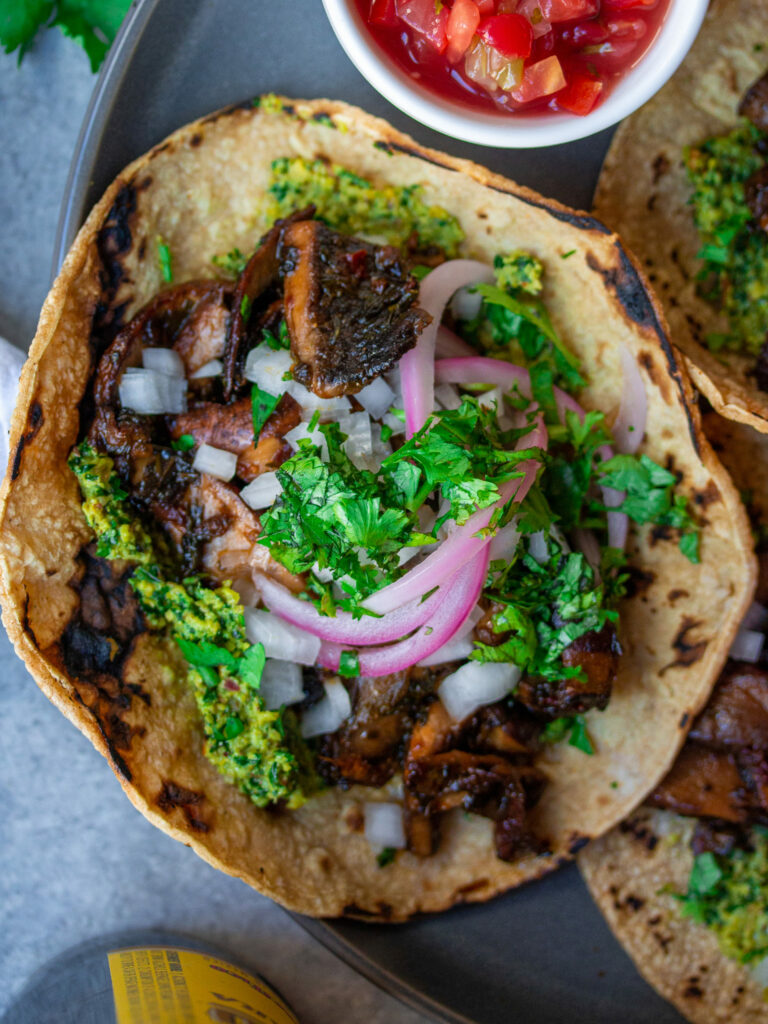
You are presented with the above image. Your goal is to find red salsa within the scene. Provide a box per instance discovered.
[355,0,673,117]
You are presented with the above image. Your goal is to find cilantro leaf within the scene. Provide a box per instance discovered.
[156,236,173,283]
[176,638,239,671]
[172,434,195,453]
[252,386,280,440]
[338,651,360,678]
[238,643,266,688]
[377,846,396,868]
[1,0,130,70]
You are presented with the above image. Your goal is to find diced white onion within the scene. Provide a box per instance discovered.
[438,661,521,723]
[240,472,282,510]
[191,358,223,379]
[312,562,335,584]
[356,377,396,420]
[750,956,768,990]
[142,347,185,377]
[730,628,765,664]
[382,412,406,436]
[300,680,352,738]
[489,522,520,562]
[451,285,483,322]
[364,802,406,850]
[434,383,462,411]
[284,421,329,459]
[244,607,321,665]
[417,603,483,667]
[192,443,238,482]
[284,377,350,421]
[340,412,373,469]
[743,601,768,632]
[418,634,474,667]
[244,343,293,391]
[119,368,187,415]
[528,530,549,565]
[369,422,392,468]
[397,545,423,567]
[258,659,305,710]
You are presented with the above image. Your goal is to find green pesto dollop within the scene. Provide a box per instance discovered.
[68,443,155,564]
[267,157,465,257]
[685,121,768,356]
[677,828,768,965]
[68,443,315,809]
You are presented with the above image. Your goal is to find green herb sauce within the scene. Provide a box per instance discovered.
[685,122,768,356]
[677,829,768,965]
[68,444,315,809]
[267,157,465,257]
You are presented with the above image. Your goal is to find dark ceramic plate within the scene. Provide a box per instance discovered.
[54,3,687,1022]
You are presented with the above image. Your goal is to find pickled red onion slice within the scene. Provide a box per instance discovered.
[363,413,547,615]
[400,261,494,438]
[318,549,489,676]
[253,570,448,645]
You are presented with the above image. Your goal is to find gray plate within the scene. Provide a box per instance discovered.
[54,3,687,1023]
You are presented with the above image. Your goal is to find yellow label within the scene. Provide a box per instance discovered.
[108,946,299,1024]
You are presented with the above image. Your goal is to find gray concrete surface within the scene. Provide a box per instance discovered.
[0,25,429,1024]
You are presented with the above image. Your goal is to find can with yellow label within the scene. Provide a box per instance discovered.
[1,930,299,1024]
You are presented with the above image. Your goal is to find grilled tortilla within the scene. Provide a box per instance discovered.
[0,97,755,919]
[580,413,768,1023]
[593,0,768,434]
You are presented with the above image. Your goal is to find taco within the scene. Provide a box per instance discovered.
[580,412,768,1022]
[0,97,755,919]
[593,0,768,434]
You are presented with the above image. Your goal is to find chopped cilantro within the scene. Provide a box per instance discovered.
[156,236,173,283]
[338,651,360,678]
[252,385,280,441]
[262,320,290,350]
[561,250,577,259]
[675,830,768,965]
[172,434,196,452]
[377,847,397,868]
[240,295,253,321]
[598,454,700,563]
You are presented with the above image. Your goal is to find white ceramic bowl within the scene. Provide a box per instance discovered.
[322,0,709,148]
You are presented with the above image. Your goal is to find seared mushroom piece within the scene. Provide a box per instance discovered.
[516,623,620,718]
[745,166,768,231]
[168,393,301,482]
[689,662,768,751]
[648,744,753,823]
[739,70,768,133]
[279,220,431,397]
[222,207,314,400]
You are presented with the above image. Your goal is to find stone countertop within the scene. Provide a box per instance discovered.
[0,29,429,1024]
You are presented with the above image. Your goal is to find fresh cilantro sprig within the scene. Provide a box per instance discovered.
[252,385,280,440]
[542,714,595,755]
[1,0,132,71]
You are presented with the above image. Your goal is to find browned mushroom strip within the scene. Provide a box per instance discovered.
[648,744,754,823]
[738,70,768,133]
[689,662,768,751]
[279,220,430,397]
[222,207,315,400]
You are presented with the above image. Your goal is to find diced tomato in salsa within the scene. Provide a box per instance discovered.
[554,68,603,114]
[359,0,672,117]
[446,0,482,63]
[478,14,533,60]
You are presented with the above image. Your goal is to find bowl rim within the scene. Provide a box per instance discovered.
[321,0,710,148]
